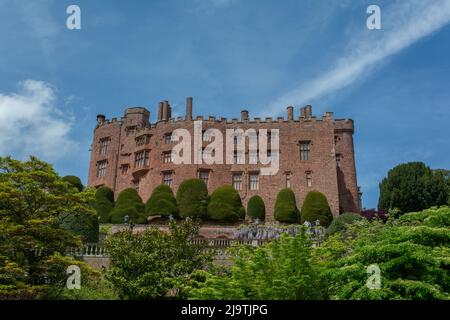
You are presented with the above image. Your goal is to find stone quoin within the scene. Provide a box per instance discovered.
[88,97,361,220]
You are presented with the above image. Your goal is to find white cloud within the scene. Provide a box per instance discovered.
[268,0,450,114]
[0,80,78,160]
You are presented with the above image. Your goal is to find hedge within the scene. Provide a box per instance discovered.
[62,175,84,192]
[94,186,115,223]
[325,212,364,236]
[207,185,245,221]
[301,191,333,227]
[274,188,298,223]
[247,195,265,220]
[145,184,178,218]
[109,188,147,224]
[60,212,99,243]
[176,179,209,219]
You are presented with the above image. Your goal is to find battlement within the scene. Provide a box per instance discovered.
[95,98,348,129]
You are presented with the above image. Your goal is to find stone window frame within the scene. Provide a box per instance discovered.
[164,132,173,144]
[135,149,150,168]
[135,134,150,147]
[162,171,173,187]
[198,170,210,187]
[285,171,292,188]
[99,137,110,155]
[162,151,173,164]
[299,140,311,161]
[305,170,313,188]
[248,172,260,191]
[126,126,137,137]
[232,172,243,191]
[120,164,129,175]
[96,160,107,177]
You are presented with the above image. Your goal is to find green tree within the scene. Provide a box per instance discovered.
[378,162,448,214]
[94,186,115,223]
[104,218,212,299]
[317,206,450,300]
[145,184,178,218]
[247,195,266,221]
[59,211,99,243]
[207,185,245,222]
[325,212,364,236]
[0,156,97,299]
[62,175,84,192]
[301,191,333,227]
[274,188,298,223]
[187,227,327,299]
[109,188,147,224]
[176,179,209,219]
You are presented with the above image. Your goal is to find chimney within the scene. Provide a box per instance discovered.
[301,105,312,118]
[287,106,294,121]
[241,110,249,122]
[162,101,169,121]
[157,102,163,121]
[96,114,106,125]
[186,97,193,121]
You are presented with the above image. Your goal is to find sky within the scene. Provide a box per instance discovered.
[0,0,449,209]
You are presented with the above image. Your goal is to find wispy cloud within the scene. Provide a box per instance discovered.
[268,0,450,114]
[0,80,78,160]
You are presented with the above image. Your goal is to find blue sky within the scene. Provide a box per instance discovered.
[0,0,449,209]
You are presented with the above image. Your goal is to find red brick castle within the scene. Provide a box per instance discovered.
[88,97,361,221]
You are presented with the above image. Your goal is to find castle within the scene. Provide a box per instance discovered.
[88,97,361,221]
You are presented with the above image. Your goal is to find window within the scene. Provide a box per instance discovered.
[203,130,212,142]
[163,151,172,164]
[306,171,312,188]
[165,133,173,144]
[336,153,342,167]
[135,150,150,168]
[126,126,136,137]
[121,164,129,175]
[233,151,244,164]
[285,173,291,188]
[99,138,109,155]
[249,174,259,190]
[249,150,258,163]
[232,173,242,190]
[136,135,150,146]
[97,160,107,177]
[199,171,209,186]
[163,172,173,187]
[300,141,311,160]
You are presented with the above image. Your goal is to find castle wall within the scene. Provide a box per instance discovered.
[88,99,361,222]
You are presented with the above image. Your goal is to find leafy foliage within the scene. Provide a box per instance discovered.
[62,175,84,192]
[0,156,97,299]
[325,212,364,236]
[301,191,333,227]
[186,227,327,299]
[145,184,178,218]
[59,211,99,243]
[378,162,449,214]
[247,195,266,221]
[274,188,298,223]
[94,186,115,223]
[109,188,147,224]
[176,179,209,219]
[104,219,212,299]
[207,185,245,221]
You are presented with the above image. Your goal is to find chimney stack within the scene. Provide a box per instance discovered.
[301,105,312,118]
[287,106,294,121]
[162,101,169,121]
[186,97,193,121]
[157,102,163,121]
[241,110,249,122]
[96,114,106,125]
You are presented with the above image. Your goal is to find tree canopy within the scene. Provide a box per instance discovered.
[274,188,298,223]
[176,179,209,219]
[301,191,333,227]
[247,195,266,221]
[109,188,147,224]
[145,184,178,218]
[207,185,245,221]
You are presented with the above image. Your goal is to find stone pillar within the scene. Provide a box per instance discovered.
[241,110,249,122]
[287,106,293,121]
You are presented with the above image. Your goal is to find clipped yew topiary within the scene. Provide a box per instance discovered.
[145,184,178,218]
[176,179,209,219]
[247,195,265,220]
[301,191,333,227]
[325,212,364,236]
[109,188,147,224]
[207,185,245,222]
[62,175,84,192]
[274,188,298,223]
[94,186,115,223]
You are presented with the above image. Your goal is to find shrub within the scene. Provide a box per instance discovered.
[109,188,147,224]
[145,184,178,218]
[301,191,333,227]
[94,186,115,223]
[60,212,99,243]
[62,175,84,192]
[247,195,265,220]
[274,188,298,223]
[207,185,245,222]
[176,179,209,219]
[325,212,364,236]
